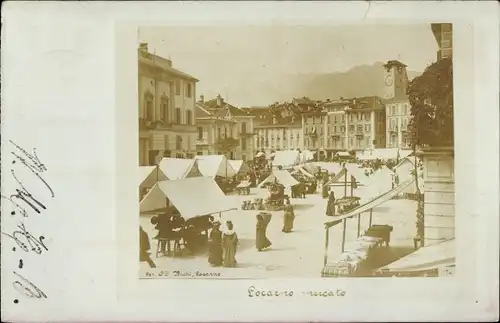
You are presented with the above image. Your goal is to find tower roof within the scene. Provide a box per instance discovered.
[383,60,407,68]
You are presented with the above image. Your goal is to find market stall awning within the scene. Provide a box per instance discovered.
[336,151,351,157]
[316,162,343,175]
[325,178,415,227]
[195,155,237,178]
[380,239,455,273]
[139,165,168,188]
[344,164,371,186]
[158,158,202,180]
[259,170,300,188]
[228,159,249,175]
[140,177,238,218]
[272,150,301,168]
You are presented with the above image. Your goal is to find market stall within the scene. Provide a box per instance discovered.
[139,165,168,200]
[321,178,415,277]
[158,157,202,180]
[236,180,251,195]
[140,177,238,257]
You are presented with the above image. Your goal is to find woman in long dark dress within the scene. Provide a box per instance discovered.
[208,221,223,267]
[326,191,336,217]
[140,226,156,268]
[221,221,238,267]
[282,198,295,233]
[256,212,272,251]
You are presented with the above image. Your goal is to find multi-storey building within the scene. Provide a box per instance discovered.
[383,60,412,149]
[301,96,385,159]
[138,43,198,166]
[195,95,255,160]
[254,102,304,153]
[431,23,452,60]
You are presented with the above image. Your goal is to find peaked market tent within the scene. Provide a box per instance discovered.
[139,177,238,217]
[272,150,301,169]
[228,159,250,175]
[258,169,300,188]
[158,158,202,180]
[139,165,168,188]
[194,155,237,178]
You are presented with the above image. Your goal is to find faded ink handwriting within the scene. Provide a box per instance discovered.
[2,141,54,217]
[2,223,48,254]
[12,271,47,299]
[3,141,53,304]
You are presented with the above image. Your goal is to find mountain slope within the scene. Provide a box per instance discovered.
[284,62,422,101]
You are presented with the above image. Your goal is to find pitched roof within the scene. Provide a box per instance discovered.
[196,103,212,118]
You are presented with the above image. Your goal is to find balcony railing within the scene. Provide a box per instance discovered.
[240,130,255,137]
[139,118,173,131]
[389,126,398,133]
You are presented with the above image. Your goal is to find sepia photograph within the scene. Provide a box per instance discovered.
[136,24,455,279]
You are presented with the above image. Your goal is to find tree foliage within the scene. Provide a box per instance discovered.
[407,57,453,147]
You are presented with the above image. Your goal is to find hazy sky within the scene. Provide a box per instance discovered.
[139,25,437,106]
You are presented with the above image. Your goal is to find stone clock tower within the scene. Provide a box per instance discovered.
[383,60,409,100]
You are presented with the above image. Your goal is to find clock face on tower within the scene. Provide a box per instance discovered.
[385,74,394,86]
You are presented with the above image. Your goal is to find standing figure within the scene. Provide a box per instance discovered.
[326,190,336,217]
[300,181,306,198]
[256,212,272,251]
[282,198,295,233]
[208,221,223,267]
[222,221,238,267]
[322,184,329,199]
[140,226,156,268]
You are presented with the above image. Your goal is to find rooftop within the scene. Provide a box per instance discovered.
[383,60,408,69]
[138,44,199,81]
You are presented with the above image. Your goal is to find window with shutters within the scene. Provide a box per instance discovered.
[175,108,181,124]
[176,135,182,150]
[164,135,169,150]
[175,80,181,95]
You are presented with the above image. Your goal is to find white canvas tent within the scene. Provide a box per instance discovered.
[302,162,319,176]
[158,158,202,180]
[139,166,168,188]
[194,155,237,178]
[139,177,238,217]
[315,162,343,175]
[291,166,315,178]
[139,180,169,213]
[272,150,300,169]
[228,160,249,175]
[258,170,300,188]
[344,163,371,186]
[359,148,413,161]
[380,239,455,273]
[300,150,315,163]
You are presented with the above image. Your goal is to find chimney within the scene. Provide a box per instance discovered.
[216,94,223,107]
[200,95,204,103]
[139,43,148,53]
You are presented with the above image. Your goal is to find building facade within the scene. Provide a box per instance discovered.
[431,23,452,60]
[301,96,385,158]
[383,60,412,149]
[195,95,255,160]
[254,102,304,153]
[138,43,198,166]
